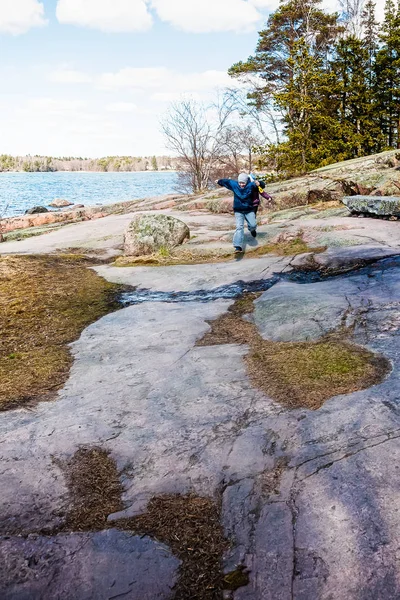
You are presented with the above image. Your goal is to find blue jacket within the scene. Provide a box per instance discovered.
[217,179,258,213]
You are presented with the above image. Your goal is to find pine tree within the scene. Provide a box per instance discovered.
[229,0,342,174]
[229,0,341,110]
[151,156,158,171]
[361,0,379,80]
[274,38,342,172]
[375,0,400,148]
[330,35,384,157]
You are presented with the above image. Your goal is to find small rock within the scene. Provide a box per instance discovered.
[49,199,74,208]
[25,206,49,215]
[124,214,190,257]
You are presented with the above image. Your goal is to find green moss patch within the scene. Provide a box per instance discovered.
[223,566,250,591]
[197,294,390,410]
[246,338,388,410]
[0,255,121,410]
[114,248,234,267]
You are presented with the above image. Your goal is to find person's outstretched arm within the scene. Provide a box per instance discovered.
[215,179,234,191]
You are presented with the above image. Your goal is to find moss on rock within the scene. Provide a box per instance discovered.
[197,293,390,410]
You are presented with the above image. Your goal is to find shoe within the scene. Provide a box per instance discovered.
[251,230,257,238]
[234,246,243,253]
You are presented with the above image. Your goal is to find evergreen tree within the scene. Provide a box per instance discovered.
[228,0,400,173]
[375,0,400,148]
[229,0,341,109]
[361,0,379,80]
[229,0,342,174]
[330,35,384,157]
[274,38,340,171]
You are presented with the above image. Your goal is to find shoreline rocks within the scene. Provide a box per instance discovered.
[25,206,49,215]
[49,198,74,208]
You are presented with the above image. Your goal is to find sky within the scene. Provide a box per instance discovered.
[0,0,384,158]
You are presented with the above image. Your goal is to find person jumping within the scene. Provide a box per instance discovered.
[215,173,263,254]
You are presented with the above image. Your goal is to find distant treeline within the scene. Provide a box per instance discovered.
[0,155,180,173]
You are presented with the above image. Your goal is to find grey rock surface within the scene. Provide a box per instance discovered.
[343,195,400,216]
[95,254,291,292]
[0,530,179,600]
[292,244,400,272]
[254,255,400,342]
[253,279,350,341]
[124,214,190,256]
[1,224,400,598]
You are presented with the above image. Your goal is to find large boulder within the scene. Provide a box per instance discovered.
[25,206,48,214]
[49,198,74,208]
[342,195,400,217]
[124,214,190,256]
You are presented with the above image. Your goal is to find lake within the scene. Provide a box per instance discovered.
[0,171,180,217]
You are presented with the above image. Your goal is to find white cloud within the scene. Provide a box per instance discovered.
[249,0,278,8]
[49,69,93,84]
[0,0,47,35]
[152,91,201,103]
[56,0,153,32]
[23,97,86,114]
[55,0,265,34]
[98,67,170,90]
[150,0,261,33]
[4,94,167,156]
[107,102,138,112]
[97,66,238,99]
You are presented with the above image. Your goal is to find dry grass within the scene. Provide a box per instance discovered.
[250,236,326,257]
[114,249,233,267]
[306,200,343,211]
[120,495,227,600]
[0,255,121,410]
[114,235,322,268]
[246,338,389,410]
[60,447,230,600]
[197,294,390,410]
[61,447,124,531]
[197,293,260,347]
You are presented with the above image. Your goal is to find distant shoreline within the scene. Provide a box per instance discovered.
[0,170,178,174]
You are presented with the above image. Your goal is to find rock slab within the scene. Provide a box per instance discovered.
[342,195,400,217]
[0,530,180,600]
[124,214,190,256]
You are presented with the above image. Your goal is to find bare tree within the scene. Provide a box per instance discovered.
[218,124,264,175]
[339,0,365,37]
[161,98,236,193]
[223,87,283,146]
